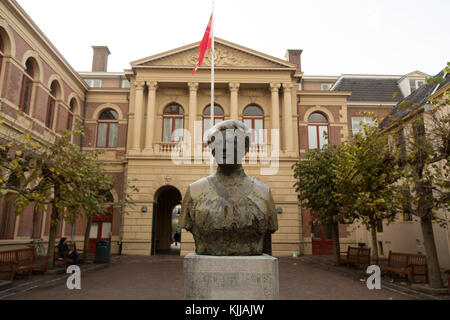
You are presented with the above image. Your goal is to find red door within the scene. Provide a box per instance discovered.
[88,211,113,254]
[311,223,334,255]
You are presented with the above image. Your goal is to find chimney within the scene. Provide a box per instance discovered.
[91,46,111,72]
[285,49,303,72]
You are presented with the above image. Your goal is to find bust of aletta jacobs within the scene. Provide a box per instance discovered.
[179,120,278,256]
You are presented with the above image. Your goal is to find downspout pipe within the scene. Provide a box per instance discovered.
[118,91,130,255]
[296,92,305,255]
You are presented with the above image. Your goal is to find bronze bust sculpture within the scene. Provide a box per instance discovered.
[179,120,278,256]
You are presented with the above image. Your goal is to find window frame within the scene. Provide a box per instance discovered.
[0,36,4,81]
[351,116,375,135]
[0,194,17,240]
[45,81,60,130]
[67,99,76,131]
[19,61,34,115]
[308,112,329,150]
[96,109,119,148]
[85,79,102,88]
[243,105,265,144]
[202,104,224,140]
[321,83,332,91]
[162,104,185,142]
[31,208,44,239]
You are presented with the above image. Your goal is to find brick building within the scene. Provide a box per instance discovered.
[2,0,444,264]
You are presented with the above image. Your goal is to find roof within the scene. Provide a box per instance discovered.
[380,70,450,129]
[332,77,404,102]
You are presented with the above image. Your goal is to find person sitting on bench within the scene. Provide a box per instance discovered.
[58,237,81,264]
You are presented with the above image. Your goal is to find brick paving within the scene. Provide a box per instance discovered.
[0,255,448,300]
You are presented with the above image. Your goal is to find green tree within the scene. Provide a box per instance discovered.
[293,144,351,265]
[394,68,449,288]
[333,117,403,261]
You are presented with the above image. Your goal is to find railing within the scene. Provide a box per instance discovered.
[152,142,275,160]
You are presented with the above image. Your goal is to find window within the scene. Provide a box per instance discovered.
[19,59,35,114]
[0,36,4,79]
[67,98,76,131]
[243,105,264,144]
[321,83,332,91]
[351,117,375,135]
[403,211,413,222]
[378,241,384,256]
[202,104,224,140]
[31,207,43,239]
[376,220,383,233]
[409,79,425,94]
[46,81,60,129]
[97,109,119,148]
[162,104,184,142]
[0,194,16,239]
[308,112,328,149]
[121,80,130,88]
[85,79,102,88]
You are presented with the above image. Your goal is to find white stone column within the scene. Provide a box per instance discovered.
[188,82,199,155]
[132,81,145,151]
[270,83,281,131]
[144,81,158,152]
[283,83,294,152]
[270,83,281,150]
[229,82,240,120]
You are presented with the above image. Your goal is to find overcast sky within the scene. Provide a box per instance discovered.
[16,0,449,76]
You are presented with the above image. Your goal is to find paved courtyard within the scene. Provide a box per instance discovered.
[0,255,448,300]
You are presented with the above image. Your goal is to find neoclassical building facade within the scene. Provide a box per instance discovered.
[3,0,445,263]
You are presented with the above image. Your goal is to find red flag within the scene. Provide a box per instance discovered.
[192,14,213,74]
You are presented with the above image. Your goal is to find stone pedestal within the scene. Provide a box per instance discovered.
[183,253,279,300]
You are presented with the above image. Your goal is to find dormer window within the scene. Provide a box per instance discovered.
[409,79,424,94]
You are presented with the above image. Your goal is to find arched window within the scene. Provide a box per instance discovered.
[162,104,184,142]
[0,193,16,239]
[308,112,328,149]
[19,59,35,114]
[243,105,264,144]
[67,98,77,131]
[0,35,4,79]
[97,108,119,148]
[203,104,224,140]
[46,81,60,129]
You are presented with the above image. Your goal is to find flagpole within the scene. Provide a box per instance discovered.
[210,1,215,175]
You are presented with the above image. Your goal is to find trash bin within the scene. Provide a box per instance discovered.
[95,240,111,263]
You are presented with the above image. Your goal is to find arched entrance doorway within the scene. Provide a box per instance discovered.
[151,185,182,255]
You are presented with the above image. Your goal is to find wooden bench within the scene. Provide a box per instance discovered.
[0,248,49,281]
[54,242,82,269]
[340,246,371,268]
[445,270,450,293]
[380,251,428,284]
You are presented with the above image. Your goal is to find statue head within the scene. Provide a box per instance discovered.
[206,120,251,166]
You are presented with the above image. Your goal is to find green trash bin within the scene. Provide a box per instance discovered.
[95,240,111,263]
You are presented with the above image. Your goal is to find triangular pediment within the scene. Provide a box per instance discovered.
[131,38,297,70]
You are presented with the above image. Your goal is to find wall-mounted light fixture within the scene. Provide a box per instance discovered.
[276,207,283,214]
[141,206,148,213]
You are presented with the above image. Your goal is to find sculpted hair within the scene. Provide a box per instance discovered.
[206,120,251,154]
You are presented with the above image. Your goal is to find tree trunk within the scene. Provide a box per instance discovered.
[420,214,444,288]
[83,215,92,260]
[370,222,379,263]
[331,222,341,266]
[411,119,443,288]
[46,201,59,269]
